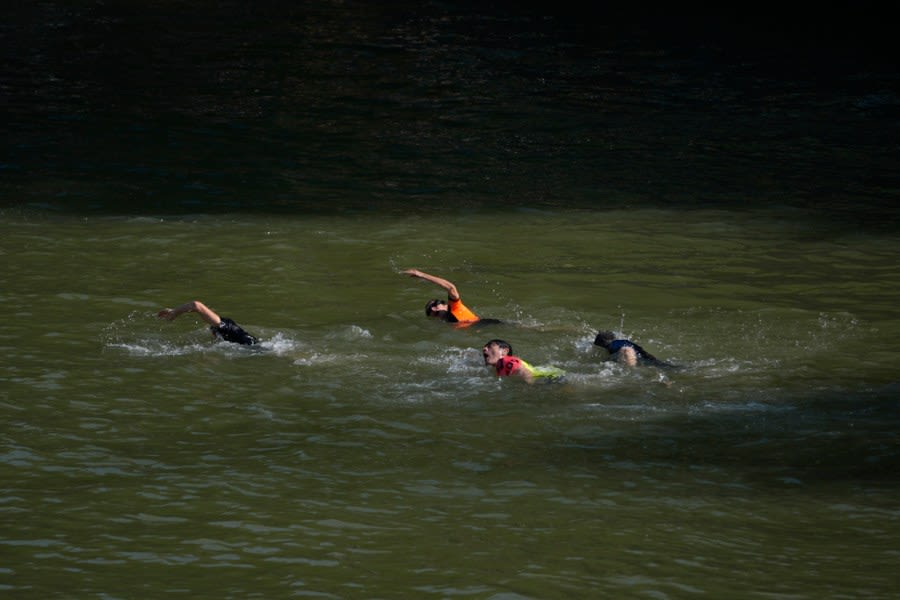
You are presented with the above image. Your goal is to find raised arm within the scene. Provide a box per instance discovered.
[157,300,222,327]
[401,269,460,300]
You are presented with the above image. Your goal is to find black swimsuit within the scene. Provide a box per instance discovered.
[604,339,671,368]
[212,317,259,346]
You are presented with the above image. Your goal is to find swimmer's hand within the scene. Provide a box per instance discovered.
[401,269,423,277]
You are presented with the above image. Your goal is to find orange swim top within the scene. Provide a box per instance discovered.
[448,297,479,324]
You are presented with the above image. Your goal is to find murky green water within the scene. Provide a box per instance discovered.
[2,2,899,598]
[3,209,898,598]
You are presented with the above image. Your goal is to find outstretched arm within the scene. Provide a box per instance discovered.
[401,269,460,300]
[157,300,222,327]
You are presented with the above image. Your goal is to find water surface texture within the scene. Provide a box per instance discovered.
[2,3,898,598]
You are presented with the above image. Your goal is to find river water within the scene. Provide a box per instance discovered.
[2,3,898,598]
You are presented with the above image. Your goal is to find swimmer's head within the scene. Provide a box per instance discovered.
[425,299,449,319]
[482,339,512,365]
[594,330,616,349]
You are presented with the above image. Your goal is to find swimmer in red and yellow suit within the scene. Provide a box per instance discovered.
[157,300,259,345]
[482,339,566,384]
[402,269,501,328]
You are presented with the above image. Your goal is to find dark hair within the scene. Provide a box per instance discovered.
[425,299,442,317]
[594,330,616,349]
[484,339,512,355]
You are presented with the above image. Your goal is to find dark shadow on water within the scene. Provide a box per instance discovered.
[2,2,897,229]
[547,388,900,490]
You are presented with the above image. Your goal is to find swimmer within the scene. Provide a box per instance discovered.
[594,330,671,368]
[157,300,259,346]
[482,339,565,384]
[402,269,500,327]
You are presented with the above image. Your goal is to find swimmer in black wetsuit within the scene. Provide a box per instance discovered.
[594,330,671,368]
[157,300,259,345]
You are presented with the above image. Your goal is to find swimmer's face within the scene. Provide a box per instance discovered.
[482,343,508,366]
[428,301,449,318]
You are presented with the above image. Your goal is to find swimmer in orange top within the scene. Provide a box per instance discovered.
[401,269,501,327]
[482,339,565,384]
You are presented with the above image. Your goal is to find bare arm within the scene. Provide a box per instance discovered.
[157,300,222,327]
[515,368,535,384]
[401,269,460,300]
[617,346,638,367]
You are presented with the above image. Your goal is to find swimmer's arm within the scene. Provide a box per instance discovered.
[516,369,535,384]
[401,269,460,300]
[157,300,222,327]
[508,361,535,384]
[617,346,638,367]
